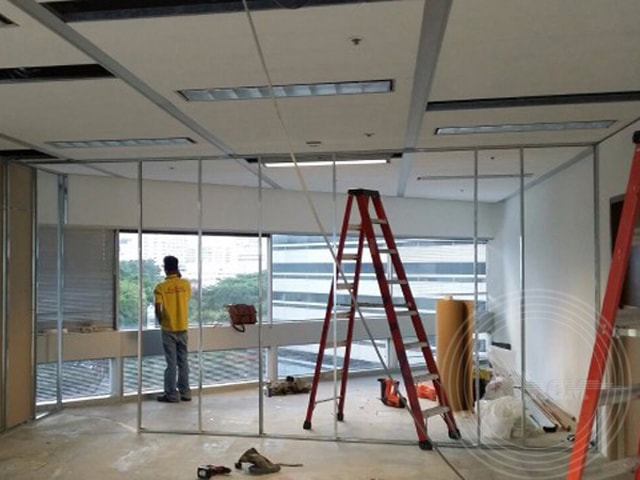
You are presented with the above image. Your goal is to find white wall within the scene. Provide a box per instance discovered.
[38,174,499,239]
[490,123,640,420]
[489,148,597,415]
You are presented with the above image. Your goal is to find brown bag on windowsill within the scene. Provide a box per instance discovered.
[226,304,257,333]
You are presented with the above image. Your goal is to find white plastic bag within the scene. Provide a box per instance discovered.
[483,375,514,400]
[480,396,522,441]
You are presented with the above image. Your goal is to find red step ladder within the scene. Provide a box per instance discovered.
[302,189,460,450]
[567,132,640,479]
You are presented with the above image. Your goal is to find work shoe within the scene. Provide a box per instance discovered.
[180,394,192,402]
[156,394,179,403]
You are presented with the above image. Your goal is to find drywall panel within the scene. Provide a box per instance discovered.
[65,175,499,239]
[523,152,596,416]
[5,163,34,428]
[486,198,521,348]
[489,149,596,416]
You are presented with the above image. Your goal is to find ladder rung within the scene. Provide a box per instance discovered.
[315,396,342,404]
[370,218,388,225]
[582,456,640,480]
[341,253,359,261]
[335,310,352,319]
[422,406,449,418]
[388,279,408,285]
[395,310,418,317]
[404,341,430,350]
[336,283,353,290]
[413,372,439,383]
[615,308,640,337]
[378,249,398,255]
[357,302,385,308]
[347,223,361,231]
[598,384,640,405]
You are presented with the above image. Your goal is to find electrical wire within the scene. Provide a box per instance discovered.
[240,2,467,479]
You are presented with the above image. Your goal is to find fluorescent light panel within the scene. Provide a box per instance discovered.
[179,80,393,101]
[435,120,615,135]
[48,137,195,149]
[264,158,389,168]
[417,173,533,181]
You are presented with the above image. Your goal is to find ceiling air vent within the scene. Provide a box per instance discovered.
[42,0,388,22]
[0,149,58,160]
[0,13,16,25]
[0,64,114,84]
[427,91,640,111]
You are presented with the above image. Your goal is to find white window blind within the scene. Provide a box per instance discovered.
[37,226,115,331]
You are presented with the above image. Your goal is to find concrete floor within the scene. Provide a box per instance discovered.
[0,377,628,479]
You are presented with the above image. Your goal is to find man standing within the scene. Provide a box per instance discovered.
[154,255,192,402]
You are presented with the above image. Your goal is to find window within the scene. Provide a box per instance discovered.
[36,359,112,403]
[122,349,265,394]
[118,232,267,329]
[271,235,486,322]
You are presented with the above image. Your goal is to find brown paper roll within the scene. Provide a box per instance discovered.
[462,301,474,410]
[436,297,473,411]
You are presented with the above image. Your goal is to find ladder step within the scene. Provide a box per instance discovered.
[355,302,385,308]
[422,406,449,418]
[336,283,353,290]
[395,310,418,318]
[378,249,398,255]
[347,223,361,231]
[388,279,408,285]
[335,310,352,319]
[615,308,640,337]
[370,218,388,225]
[582,456,640,480]
[413,372,439,383]
[315,396,342,404]
[341,253,359,261]
[598,384,640,405]
[404,341,430,350]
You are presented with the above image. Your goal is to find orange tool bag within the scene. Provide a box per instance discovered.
[377,378,406,408]
[416,381,437,401]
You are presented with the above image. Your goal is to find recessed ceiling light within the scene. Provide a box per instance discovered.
[178,80,393,102]
[435,120,615,135]
[47,137,195,149]
[264,158,389,168]
[417,173,534,180]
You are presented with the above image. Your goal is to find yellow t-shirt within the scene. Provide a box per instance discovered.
[154,274,192,332]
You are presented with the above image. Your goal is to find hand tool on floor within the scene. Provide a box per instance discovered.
[197,464,231,478]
